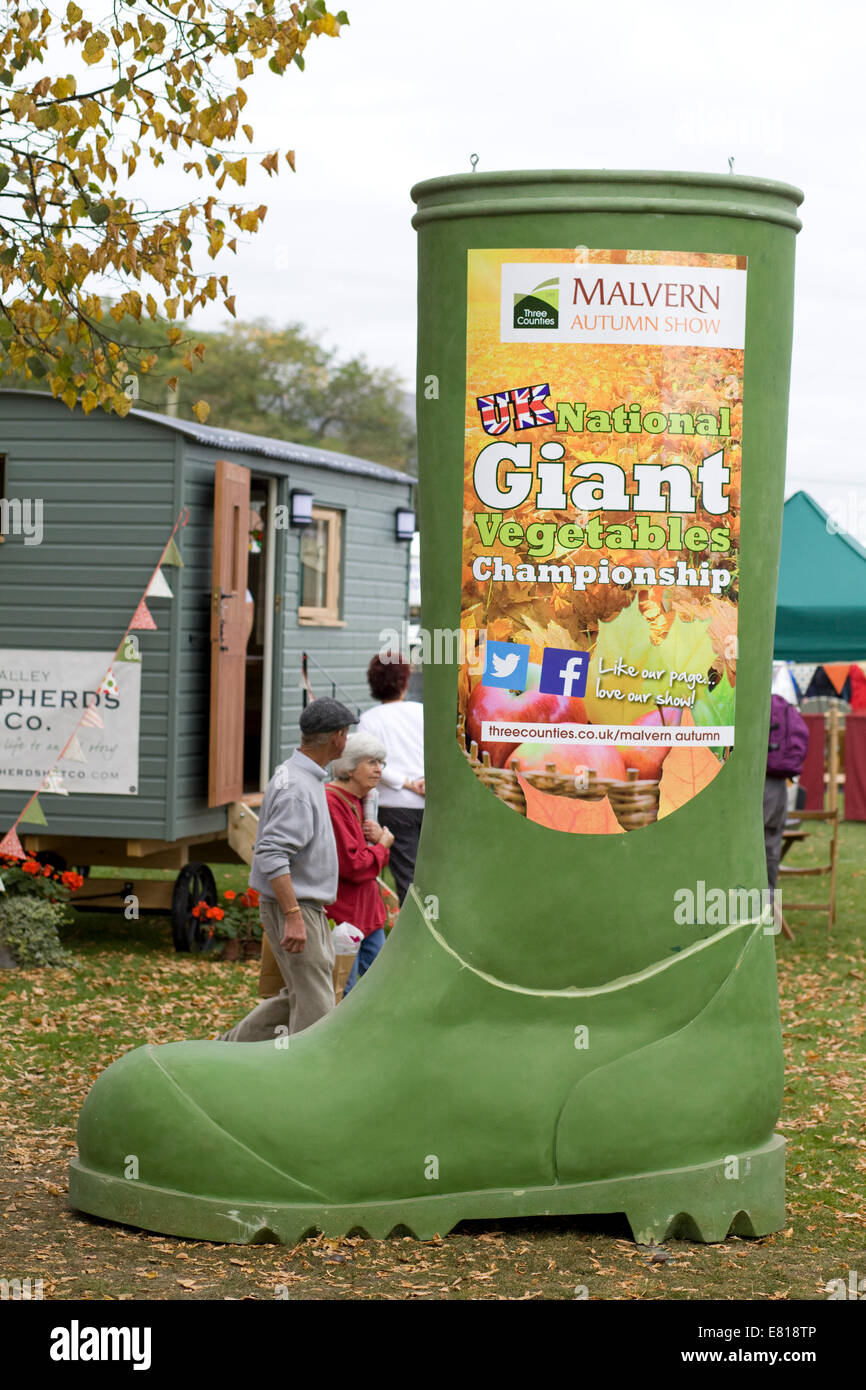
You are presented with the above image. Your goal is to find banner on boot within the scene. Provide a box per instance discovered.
[460,248,745,833]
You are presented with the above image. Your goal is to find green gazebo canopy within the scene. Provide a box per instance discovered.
[774,490,866,661]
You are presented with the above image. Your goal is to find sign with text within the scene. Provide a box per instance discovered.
[502,258,747,346]
[0,650,141,794]
[460,248,744,833]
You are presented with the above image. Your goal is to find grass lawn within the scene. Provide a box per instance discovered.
[1,824,864,1301]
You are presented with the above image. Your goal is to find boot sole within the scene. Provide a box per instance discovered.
[68,1133,785,1246]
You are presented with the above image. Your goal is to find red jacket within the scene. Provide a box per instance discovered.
[324,784,390,937]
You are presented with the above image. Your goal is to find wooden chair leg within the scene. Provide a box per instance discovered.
[828,819,839,933]
[827,711,840,933]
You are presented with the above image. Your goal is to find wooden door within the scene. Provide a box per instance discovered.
[209,460,250,806]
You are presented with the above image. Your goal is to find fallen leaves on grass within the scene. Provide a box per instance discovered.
[1,843,866,1301]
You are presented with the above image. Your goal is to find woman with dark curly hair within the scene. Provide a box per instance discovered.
[357,652,424,903]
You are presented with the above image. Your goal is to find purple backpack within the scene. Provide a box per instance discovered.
[767,694,810,778]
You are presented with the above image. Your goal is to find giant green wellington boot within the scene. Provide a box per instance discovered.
[69,170,803,1244]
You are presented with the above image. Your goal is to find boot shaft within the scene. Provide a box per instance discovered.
[410,170,803,986]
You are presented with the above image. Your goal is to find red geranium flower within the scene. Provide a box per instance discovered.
[191,903,203,919]
[247,888,260,907]
[224,890,236,901]
[22,859,41,875]
[207,906,225,921]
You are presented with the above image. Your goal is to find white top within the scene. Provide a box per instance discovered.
[357,699,425,809]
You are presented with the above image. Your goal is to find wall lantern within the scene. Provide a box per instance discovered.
[395,508,416,541]
[290,490,314,528]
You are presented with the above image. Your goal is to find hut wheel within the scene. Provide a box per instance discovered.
[171,862,218,953]
[33,852,90,877]
[34,850,67,873]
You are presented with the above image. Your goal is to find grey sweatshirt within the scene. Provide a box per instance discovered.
[249,749,339,905]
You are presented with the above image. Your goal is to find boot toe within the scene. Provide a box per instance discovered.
[75,1040,328,1206]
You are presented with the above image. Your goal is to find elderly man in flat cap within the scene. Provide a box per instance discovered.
[220,697,357,1042]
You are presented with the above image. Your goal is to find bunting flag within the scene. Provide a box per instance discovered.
[771,662,800,706]
[791,662,818,694]
[129,599,157,632]
[19,797,48,826]
[80,704,103,729]
[40,770,69,796]
[0,827,26,859]
[146,568,174,600]
[822,663,851,697]
[98,669,119,699]
[116,635,142,663]
[62,732,87,763]
[161,536,184,568]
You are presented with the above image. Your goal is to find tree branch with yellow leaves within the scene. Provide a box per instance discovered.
[0,0,346,417]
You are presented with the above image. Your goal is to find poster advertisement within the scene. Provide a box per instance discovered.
[459,248,745,833]
[0,650,141,794]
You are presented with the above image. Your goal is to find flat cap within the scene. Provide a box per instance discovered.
[299,697,358,735]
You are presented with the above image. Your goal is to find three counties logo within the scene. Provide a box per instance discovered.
[513,276,559,330]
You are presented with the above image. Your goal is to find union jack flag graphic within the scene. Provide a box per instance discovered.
[512,383,555,431]
[475,391,512,436]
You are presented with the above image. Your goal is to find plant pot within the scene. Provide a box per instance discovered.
[241,937,262,960]
[219,939,241,961]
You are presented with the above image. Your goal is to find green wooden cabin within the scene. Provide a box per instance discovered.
[0,390,414,916]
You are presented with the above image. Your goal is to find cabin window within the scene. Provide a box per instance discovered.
[298,507,344,625]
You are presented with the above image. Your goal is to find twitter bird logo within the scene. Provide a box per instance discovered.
[492,652,520,678]
[483,640,530,690]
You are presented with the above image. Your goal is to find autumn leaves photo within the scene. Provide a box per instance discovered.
[459,248,743,834]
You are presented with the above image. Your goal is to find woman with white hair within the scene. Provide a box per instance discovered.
[325,732,395,995]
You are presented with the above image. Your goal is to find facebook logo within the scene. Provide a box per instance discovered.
[539,647,589,698]
[482,640,530,689]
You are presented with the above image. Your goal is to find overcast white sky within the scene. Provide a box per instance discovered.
[184,0,864,533]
